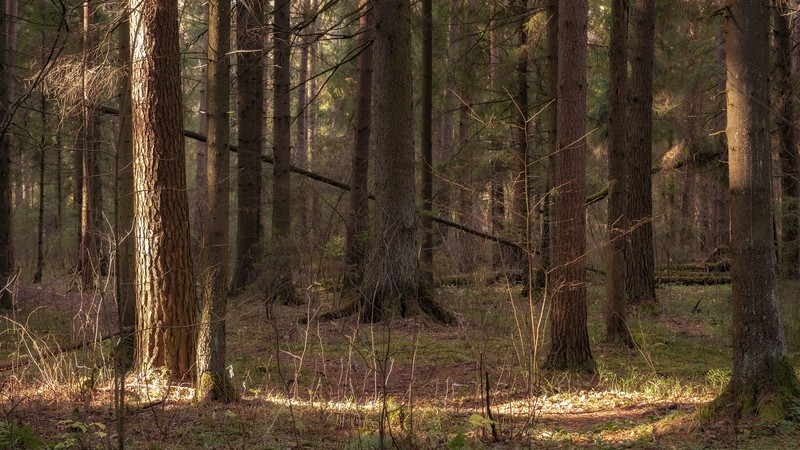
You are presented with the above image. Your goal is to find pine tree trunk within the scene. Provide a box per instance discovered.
[33,95,46,284]
[0,0,10,310]
[115,13,135,370]
[193,5,208,271]
[605,0,632,345]
[342,0,371,293]
[130,0,198,381]
[231,0,264,293]
[295,0,310,237]
[625,0,657,307]
[512,0,529,277]
[270,0,296,304]
[198,0,234,401]
[544,0,595,373]
[437,0,461,232]
[421,0,434,286]
[711,0,800,419]
[541,0,557,272]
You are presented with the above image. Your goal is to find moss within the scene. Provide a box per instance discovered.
[198,371,239,403]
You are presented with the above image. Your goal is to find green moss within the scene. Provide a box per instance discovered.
[198,371,239,403]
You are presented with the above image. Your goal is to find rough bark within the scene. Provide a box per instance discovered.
[295,0,310,237]
[605,0,632,346]
[193,5,208,272]
[130,0,198,381]
[231,0,264,294]
[625,0,657,308]
[709,0,800,420]
[33,94,46,284]
[197,0,235,402]
[115,14,135,371]
[774,1,799,279]
[270,0,297,304]
[541,0,557,272]
[543,0,595,373]
[437,0,461,231]
[342,0,372,294]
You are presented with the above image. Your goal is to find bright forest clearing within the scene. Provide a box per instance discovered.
[1,277,799,448]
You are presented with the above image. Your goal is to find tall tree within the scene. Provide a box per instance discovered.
[33,95,46,284]
[77,0,102,288]
[130,0,198,380]
[625,0,657,307]
[421,0,433,286]
[543,0,594,372]
[115,11,135,370]
[197,0,235,401]
[711,0,800,419]
[231,0,264,293]
[0,0,11,310]
[271,0,296,304]
[360,0,452,324]
[605,0,633,345]
[295,0,311,236]
[774,0,798,279]
[540,0,557,273]
[437,0,462,230]
[512,0,530,280]
[341,0,372,294]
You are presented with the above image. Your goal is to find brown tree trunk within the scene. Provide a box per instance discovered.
[115,13,135,370]
[33,94,46,284]
[0,0,11,310]
[193,5,208,272]
[130,0,198,381]
[437,0,461,232]
[270,0,296,304]
[543,0,594,373]
[711,0,800,419]
[198,0,234,401]
[541,0,557,272]
[512,0,530,278]
[231,0,264,294]
[421,0,434,287]
[342,0,371,294]
[605,0,632,345]
[774,0,799,279]
[625,0,657,308]
[295,0,310,237]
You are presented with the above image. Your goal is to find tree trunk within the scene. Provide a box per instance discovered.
[231,0,264,294]
[115,13,135,371]
[295,0,310,237]
[625,0,657,308]
[342,0,371,294]
[541,0,557,273]
[543,0,595,373]
[711,0,800,420]
[130,0,198,381]
[437,0,461,233]
[361,0,453,324]
[513,0,530,278]
[774,1,799,279]
[77,0,101,288]
[270,0,296,304]
[0,0,11,310]
[198,0,234,401]
[421,0,434,287]
[33,94,46,284]
[605,0,632,345]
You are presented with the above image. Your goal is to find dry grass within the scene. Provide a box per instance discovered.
[0,275,799,449]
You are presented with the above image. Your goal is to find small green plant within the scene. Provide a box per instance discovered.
[0,421,39,449]
[705,368,731,391]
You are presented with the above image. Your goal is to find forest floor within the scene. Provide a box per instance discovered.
[1,272,799,449]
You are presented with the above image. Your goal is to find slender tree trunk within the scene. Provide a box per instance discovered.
[78,0,101,288]
[130,0,198,381]
[774,0,799,279]
[513,0,530,278]
[56,130,62,231]
[541,0,557,272]
[270,0,297,303]
[421,0,434,286]
[437,0,461,231]
[625,0,657,307]
[0,0,10,310]
[194,5,209,269]
[342,0,372,293]
[231,0,264,293]
[712,0,800,419]
[605,0,632,345]
[544,0,594,373]
[295,0,310,237]
[198,0,235,401]
[115,13,135,371]
[33,95,46,284]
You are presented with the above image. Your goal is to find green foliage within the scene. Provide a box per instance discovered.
[0,421,39,449]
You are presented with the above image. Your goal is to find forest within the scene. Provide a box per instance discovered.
[0,0,799,448]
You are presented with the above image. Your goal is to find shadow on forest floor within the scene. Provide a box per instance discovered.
[1,274,799,448]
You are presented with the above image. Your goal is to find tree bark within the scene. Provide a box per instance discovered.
[193,5,208,273]
[231,0,264,293]
[33,94,46,284]
[421,0,434,287]
[270,0,297,304]
[711,0,800,420]
[512,0,530,277]
[625,0,657,307]
[342,0,372,294]
[541,0,557,273]
[295,0,310,237]
[437,0,462,233]
[605,0,632,345]
[130,0,198,381]
[0,0,13,308]
[543,0,594,373]
[197,0,235,402]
